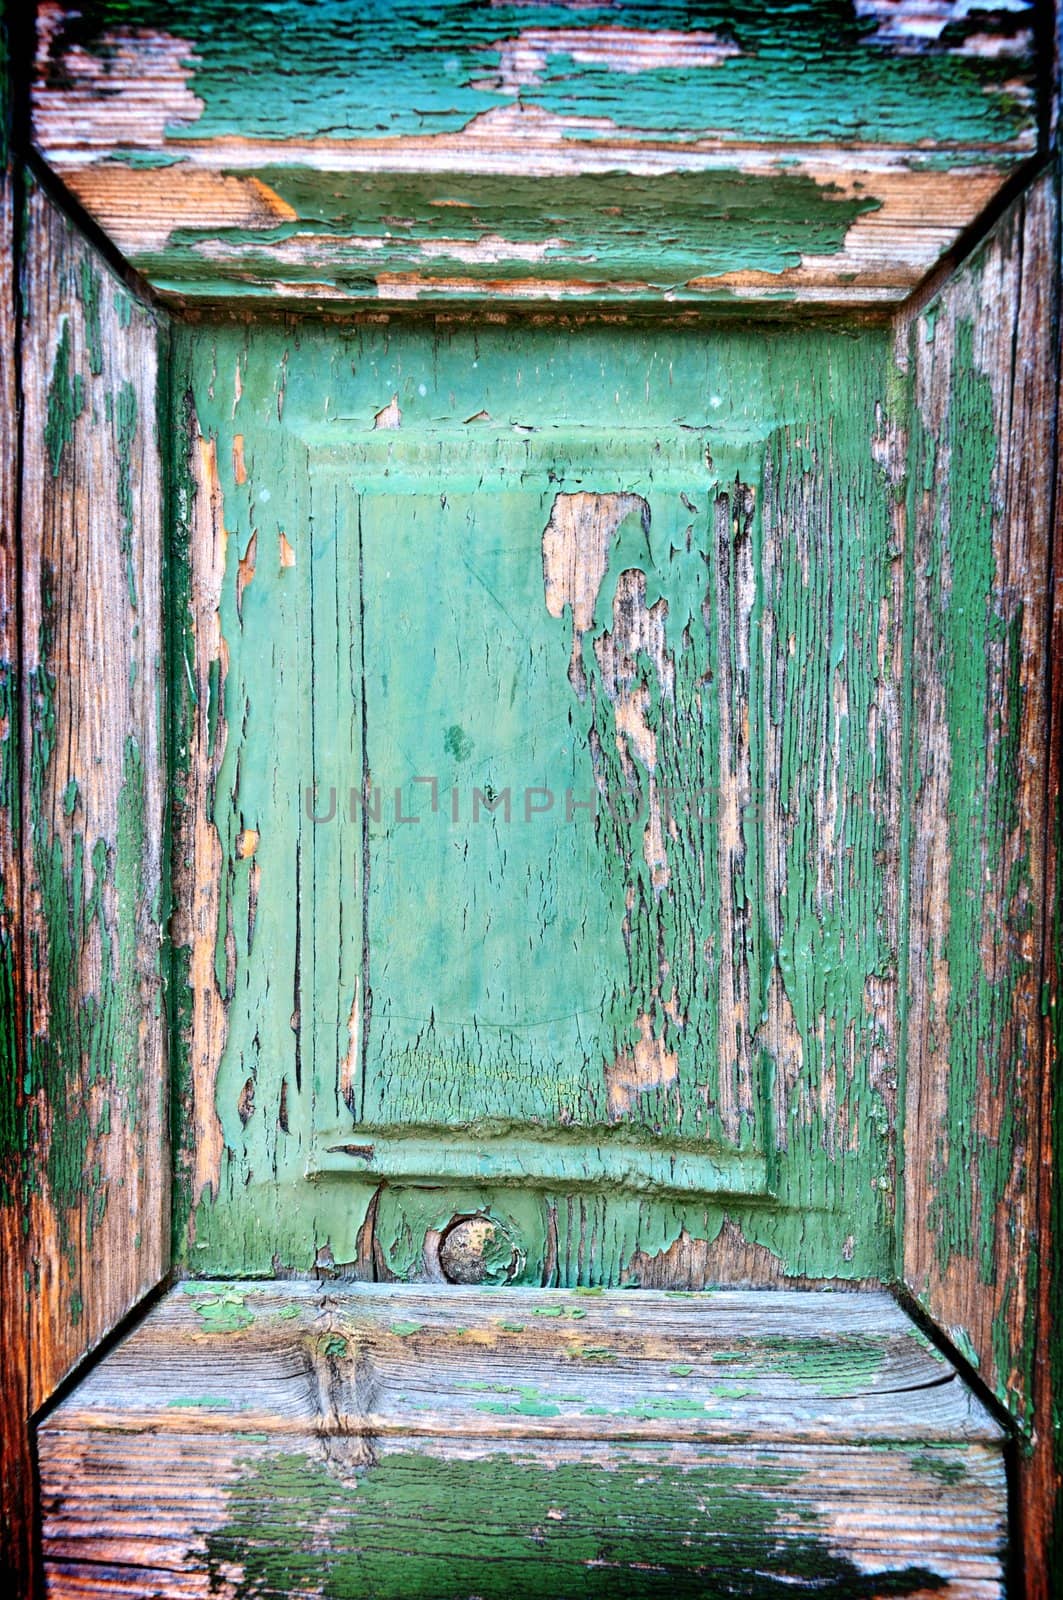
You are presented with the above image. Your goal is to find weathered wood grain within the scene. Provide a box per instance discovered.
[38,1283,1008,1599]
[0,19,37,1593]
[899,169,1058,1432]
[171,316,903,1289]
[29,1,1039,308]
[18,180,169,1409]
[1021,99,1063,1600]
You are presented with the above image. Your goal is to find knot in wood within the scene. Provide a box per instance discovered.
[438,1214,521,1286]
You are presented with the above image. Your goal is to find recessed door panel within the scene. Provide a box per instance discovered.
[305,427,769,1195]
[191,318,900,1277]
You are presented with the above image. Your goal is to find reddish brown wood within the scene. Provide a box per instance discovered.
[0,163,171,1600]
[0,25,37,1595]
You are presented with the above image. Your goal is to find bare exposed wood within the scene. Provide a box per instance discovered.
[170,427,229,1212]
[18,181,168,1410]
[38,1283,1007,1598]
[628,1221,855,1292]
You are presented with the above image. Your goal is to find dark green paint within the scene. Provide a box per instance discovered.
[114,379,139,607]
[905,288,1037,1415]
[1049,646,1063,1580]
[26,718,150,1257]
[0,643,20,1196]
[165,378,200,1256]
[734,1334,888,1397]
[77,258,103,377]
[44,318,84,476]
[146,166,878,300]
[204,1447,945,1599]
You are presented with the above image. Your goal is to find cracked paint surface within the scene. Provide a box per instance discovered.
[172,314,900,1288]
[31,2,1037,305]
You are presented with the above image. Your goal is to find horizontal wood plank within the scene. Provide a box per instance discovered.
[39,1283,1008,1598]
[30,1,1040,308]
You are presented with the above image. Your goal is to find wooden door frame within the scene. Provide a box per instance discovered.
[1,5,1061,1594]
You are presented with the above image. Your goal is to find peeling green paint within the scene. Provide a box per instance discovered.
[148,166,879,300]
[114,379,139,608]
[175,315,898,1285]
[751,1335,888,1397]
[165,379,200,1261]
[1049,637,1063,1578]
[195,1292,255,1332]
[77,257,103,376]
[103,150,189,169]
[166,1394,238,1409]
[25,637,152,1262]
[49,2,1035,149]
[924,317,1005,1275]
[38,4,1036,304]
[44,318,84,475]
[203,1447,945,1598]
[904,271,1038,1420]
[907,1450,968,1486]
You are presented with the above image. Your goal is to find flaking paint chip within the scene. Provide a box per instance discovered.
[237,530,257,614]
[374,394,402,429]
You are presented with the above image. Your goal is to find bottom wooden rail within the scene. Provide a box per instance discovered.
[38,1284,1007,1598]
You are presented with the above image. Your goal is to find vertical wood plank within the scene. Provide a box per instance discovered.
[1022,121,1063,1600]
[902,172,1058,1437]
[0,12,36,1591]
[18,181,169,1410]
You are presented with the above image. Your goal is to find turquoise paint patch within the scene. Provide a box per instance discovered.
[52,2,1034,148]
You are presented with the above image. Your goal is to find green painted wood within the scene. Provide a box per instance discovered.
[171,315,901,1286]
[18,180,170,1407]
[306,427,766,1155]
[34,1,1039,150]
[899,170,1058,1432]
[31,2,1040,305]
[38,1284,1009,1599]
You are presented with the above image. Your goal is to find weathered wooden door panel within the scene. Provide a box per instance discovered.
[6,2,1062,1592]
[29,0,1039,308]
[17,181,168,1408]
[0,168,169,1591]
[311,438,767,1182]
[173,319,900,1285]
[900,168,1058,1440]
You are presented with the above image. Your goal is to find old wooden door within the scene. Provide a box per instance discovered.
[3,3,1062,1596]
